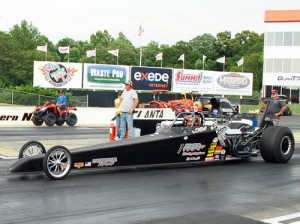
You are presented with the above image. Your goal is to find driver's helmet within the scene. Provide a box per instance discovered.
[44,100,50,106]
[184,115,201,126]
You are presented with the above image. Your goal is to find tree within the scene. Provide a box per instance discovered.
[140,41,161,67]
[90,30,114,47]
[0,19,265,94]
[190,33,218,69]
[7,20,52,86]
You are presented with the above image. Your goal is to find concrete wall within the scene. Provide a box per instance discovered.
[0,106,115,127]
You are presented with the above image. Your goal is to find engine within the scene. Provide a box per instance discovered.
[215,122,261,157]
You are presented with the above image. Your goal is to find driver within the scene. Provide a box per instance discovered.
[56,90,67,119]
[184,115,201,127]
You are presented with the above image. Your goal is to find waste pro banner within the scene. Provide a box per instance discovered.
[172,69,213,94]
[33,61,83,88]
[83,64,129,90]
[130,66,172,91]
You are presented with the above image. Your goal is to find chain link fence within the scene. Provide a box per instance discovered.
[0,88,88,107]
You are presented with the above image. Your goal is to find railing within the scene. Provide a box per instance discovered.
[0,88,88,107]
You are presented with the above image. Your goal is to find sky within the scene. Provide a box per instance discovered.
[0,0,299,47]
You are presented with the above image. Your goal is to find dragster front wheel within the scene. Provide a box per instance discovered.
[43,146,72,180]
[18,141,46,159]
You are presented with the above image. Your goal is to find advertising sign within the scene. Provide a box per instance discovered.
[263,73,300,86]
[131,66,172,91]
[172,69,213,94]
[213,72,253,96]
[33,61,83,88]
[83,64,129,90]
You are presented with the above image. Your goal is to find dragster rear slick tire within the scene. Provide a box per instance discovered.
[260,126,294,163]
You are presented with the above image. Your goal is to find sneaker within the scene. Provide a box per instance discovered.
[114,137,120,141]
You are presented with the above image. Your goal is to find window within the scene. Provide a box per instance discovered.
[293,32,300,46]
[292,59,300,73]
[264,59,274,72]
[274,59,282,73]
[265,32,274,46]
[284,32,293,46]
[274,32,284,46]
[282,59,292,73]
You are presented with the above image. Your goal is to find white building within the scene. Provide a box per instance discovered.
[263,10,300,100]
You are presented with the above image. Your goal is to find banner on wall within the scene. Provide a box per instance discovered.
[131,66,172,91]
[33,61,83,88]
[83,64,129,90]
[213,72,253,96]
[263,73,300,86]
[172,69,213,94]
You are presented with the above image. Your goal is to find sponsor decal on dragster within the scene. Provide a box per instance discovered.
[217,73,250,89]
[225,155,239,160]
[131,66,172,91]
[205,142,225,162]
[74,162,84,168]
[92,157,117,167]
[38,63,78,87]
[86,65,126,84]
[177,143,206,161]
[193,126,208,133]
[85,162,92,167]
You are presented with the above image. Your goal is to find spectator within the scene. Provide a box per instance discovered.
[114,90,123,140]
[119,81,139,139]
[261,89,287,117]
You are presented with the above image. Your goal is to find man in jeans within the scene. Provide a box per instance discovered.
[119,81,139,140]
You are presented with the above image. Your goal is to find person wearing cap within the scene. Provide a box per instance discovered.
[119,81,139,139]
[114,90,123,140]
[56,89,67,118]
[261,89,287,118]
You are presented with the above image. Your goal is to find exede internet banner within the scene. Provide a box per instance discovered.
[130,66,173,91]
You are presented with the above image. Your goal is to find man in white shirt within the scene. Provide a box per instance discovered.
[119,81,139,139]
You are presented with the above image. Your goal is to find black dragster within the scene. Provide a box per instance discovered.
[8,98,295,180]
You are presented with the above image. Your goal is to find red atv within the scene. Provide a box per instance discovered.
[32,100,77,126]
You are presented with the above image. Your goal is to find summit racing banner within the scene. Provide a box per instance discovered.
[131,66,172,91]
[172,69,253,96]
[172,69,213,93]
